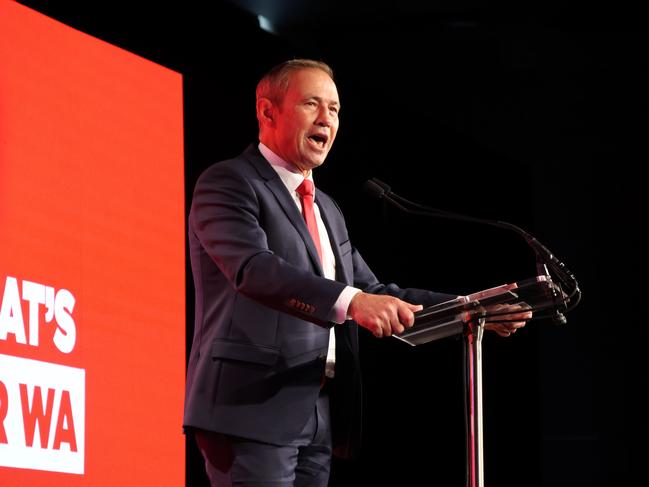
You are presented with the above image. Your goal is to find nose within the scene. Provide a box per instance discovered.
[315,106,333,127]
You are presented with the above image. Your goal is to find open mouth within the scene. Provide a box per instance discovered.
[307,133,328,148]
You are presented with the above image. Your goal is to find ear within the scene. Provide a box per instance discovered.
[256,98,275,124]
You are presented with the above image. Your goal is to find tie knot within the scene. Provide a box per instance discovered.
[296,179,315,198]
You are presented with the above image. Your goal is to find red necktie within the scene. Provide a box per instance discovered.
[296,179,323,264]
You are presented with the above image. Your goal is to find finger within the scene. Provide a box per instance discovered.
[508,311,532,321]
[499,322,525,333]
[406,303,424,312]
[372,320,384,338]
[381,317,392,337]
[499,325,514,337]
[388,313,406,335]
[393,322,405,335]
[502,320,527,331]
[487,323,514,337]
[495,304,531,318]
[397,305,417,328]
[488,303,508,313]
[495,312,530,326]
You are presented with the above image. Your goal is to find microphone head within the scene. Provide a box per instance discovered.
[370,178,391,192]
[363,179,388,200]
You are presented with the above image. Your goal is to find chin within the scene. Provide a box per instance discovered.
[309,159,326,171]
[314,151,331,165]
[299,157,323,171]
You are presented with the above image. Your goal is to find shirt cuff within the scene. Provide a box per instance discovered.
[329,286,362,324]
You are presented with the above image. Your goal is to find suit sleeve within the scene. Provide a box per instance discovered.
[322,192,456,308]
[350,246,457,307]
[189,162,346,326]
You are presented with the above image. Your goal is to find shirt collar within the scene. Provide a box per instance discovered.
[258,142,314,194]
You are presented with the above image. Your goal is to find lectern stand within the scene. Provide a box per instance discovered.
[464,315,485,487]
[393,275,565,487]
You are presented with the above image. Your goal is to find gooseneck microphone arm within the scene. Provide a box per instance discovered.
[363,180,580,487]
[364,178,581,323]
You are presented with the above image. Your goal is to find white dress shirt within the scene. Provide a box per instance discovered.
[259,143,360,377]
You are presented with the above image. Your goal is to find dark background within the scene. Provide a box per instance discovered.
[17,1,648,485]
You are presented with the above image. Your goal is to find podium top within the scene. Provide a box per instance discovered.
[394,275,565,346]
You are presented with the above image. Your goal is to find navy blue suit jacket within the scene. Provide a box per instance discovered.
[183,144,453,458]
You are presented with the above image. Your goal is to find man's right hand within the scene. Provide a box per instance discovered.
[347,292,423,338]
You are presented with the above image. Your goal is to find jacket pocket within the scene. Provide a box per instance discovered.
[339,239,352,256]
[211,338,280,366]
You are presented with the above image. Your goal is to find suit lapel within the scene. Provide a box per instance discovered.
[316,194,352,286]
[243,145,324,276]
[244,144,356,353]
[317,193,356,352]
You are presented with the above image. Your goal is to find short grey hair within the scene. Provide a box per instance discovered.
[256,59,335,106]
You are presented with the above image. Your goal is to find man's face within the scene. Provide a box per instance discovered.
[273,68,340,174]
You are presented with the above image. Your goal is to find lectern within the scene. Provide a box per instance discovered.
[363,176,580,485]
[394,275,567,487]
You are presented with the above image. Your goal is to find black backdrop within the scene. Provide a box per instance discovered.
[16,2,648,486]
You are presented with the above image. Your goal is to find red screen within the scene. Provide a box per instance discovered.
[0,2,185,485]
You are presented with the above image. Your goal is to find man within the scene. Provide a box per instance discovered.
[183,59,529,486]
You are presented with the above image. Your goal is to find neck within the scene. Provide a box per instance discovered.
[259,140,312,178]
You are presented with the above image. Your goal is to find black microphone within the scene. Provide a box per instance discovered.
[363,178,390,200]
[363,177,580,324]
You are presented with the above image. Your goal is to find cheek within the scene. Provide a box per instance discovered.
[291,121,308,140]
[330,125,339,143]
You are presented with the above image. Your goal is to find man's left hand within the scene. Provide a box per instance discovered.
[483,303,532,337]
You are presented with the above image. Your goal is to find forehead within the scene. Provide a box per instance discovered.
[286,68,339,104]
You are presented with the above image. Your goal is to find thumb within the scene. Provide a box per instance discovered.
[406,302,423,312]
